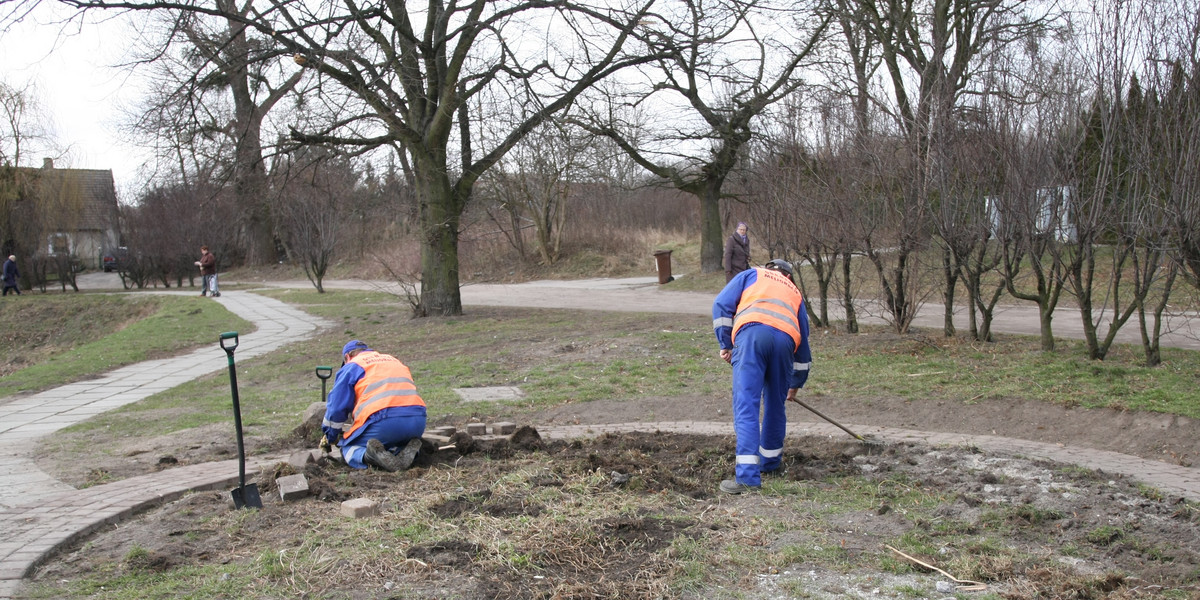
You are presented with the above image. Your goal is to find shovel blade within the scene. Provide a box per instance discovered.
[231,483,263,509]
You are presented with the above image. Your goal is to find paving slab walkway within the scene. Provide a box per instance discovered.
[1,280,1198,598]
[0,291,330,598]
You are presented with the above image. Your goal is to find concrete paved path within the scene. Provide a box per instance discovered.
[253,275,1200,351]
[1,278,1198,598]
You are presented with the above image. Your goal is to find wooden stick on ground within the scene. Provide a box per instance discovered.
[885,545,988,592]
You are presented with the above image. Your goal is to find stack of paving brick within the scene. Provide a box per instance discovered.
[423,422,517,449]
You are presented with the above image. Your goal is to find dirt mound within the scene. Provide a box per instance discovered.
[27,430,1200,599]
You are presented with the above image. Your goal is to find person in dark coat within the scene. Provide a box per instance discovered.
[195,246,220,297]
[723,222,750,282]
[2,255,20,296]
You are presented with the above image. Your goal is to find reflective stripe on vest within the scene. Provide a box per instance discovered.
[732,267,804,350]
[346,351,425,437]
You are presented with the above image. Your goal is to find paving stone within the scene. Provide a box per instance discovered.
[492,422,516,435]
[301,402,326,428]
[422,434,452,445]
[341,498,380,518]
[277,474,310,502]
[431,426,456,437]
[466,423,486,435]
[288,451,315,470]
[453,386,525,403]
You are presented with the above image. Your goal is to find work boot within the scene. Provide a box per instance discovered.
[395,438,422,470]
[719,479,759,495]
[363,438,405,472]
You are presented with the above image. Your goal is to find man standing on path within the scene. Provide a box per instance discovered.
[712,258,812,494]
[321,340,426,471]
[2,254,20,296]
[723,222,751,282]
[196,246,220,297]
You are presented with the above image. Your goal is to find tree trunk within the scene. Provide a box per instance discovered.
[700,180,724,273]
[1039,303,1055,352]
[942,247,956,337]
[223,8,277,266]
[416,169,464,316]
[841,250,858,334]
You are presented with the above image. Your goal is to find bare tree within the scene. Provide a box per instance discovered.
[124,173,237,289]
[271,149,356,292]
[0,81,60,169]
[126,8,303,265]
[577,0,830,274]
[0,81,59,281]
[478,120,590,265]
[850,0,1053,333]
[45,0,662,315]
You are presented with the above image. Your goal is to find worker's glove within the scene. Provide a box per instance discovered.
[319,436,332,453]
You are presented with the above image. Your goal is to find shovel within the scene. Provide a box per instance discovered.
[315,366,333,400]
[220,332,262,509]
[787,395,885,446]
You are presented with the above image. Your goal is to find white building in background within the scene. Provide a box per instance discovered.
[986,185,1077,243]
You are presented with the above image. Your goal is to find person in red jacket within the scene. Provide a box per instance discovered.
[712,258,812,494]
[196,246,220,297]
[321,340,426,471]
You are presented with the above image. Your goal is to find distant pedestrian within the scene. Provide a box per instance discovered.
[2,255,20,296]
[712,258,812,494]
[195,246,220,297]
[724,222,750,282]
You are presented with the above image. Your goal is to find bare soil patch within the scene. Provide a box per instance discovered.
[38,390,1200,492]
[26,428,1200,599]
[530,393,1200,468]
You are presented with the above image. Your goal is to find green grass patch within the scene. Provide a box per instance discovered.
[0,294,252,397]
[34,288,1200,481]
[815,327,1200,418]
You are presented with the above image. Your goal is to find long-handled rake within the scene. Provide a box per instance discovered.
[788,395,886,446]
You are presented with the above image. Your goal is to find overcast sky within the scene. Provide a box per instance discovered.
[2,4,149,199]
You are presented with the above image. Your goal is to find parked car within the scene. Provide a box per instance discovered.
[101,247,128,272]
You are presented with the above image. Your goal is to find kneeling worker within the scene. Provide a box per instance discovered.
[322,340,425,471]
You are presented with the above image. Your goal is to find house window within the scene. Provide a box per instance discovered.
[48,233,73,255]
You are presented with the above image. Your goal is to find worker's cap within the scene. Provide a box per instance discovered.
[765,258,793,276]
[342,339,369,357]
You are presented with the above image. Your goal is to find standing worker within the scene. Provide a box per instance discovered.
[321,340,425,472]
[712,258,812,494]
[196,245,220,297]
[723,222,751,282]
[2,255,19,296]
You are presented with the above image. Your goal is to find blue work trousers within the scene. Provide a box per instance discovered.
[342,413,426,469]
[730,324,793,486]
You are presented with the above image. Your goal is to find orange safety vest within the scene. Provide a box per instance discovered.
[346,351,425,438]
[732,267,804,350]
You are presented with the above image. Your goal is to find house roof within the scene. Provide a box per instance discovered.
[25,165,119,233]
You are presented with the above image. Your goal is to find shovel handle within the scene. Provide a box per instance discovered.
[219,331,239,354]
[315,366,333,380]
